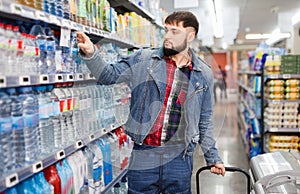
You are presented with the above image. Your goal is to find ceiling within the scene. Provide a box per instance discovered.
[160,0,300,51]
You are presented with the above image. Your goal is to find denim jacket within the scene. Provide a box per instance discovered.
[80,47,222,165]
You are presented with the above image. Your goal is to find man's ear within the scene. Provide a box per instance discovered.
[187,31,196,42]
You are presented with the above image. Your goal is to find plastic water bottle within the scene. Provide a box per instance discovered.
[97,138,112,185]
[70,32,79,73]
[17,86,39,163]
[22,33,38,75]
[62,83,75,144]
[48,84,62,149]
[120,175,128,193]
[62,0,70,19]
[30,24,47,74]
[0,23,7,75]
[45,27,57,74]
[0,91,13,172]
[107,133,120,177]
[34,172,53,194]
[34,86,55,154]
[6,88,24,168]
[52,83,67,146]
[5,24,18,75]
[69,85,82,139]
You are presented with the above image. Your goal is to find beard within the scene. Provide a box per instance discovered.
[163,38,187,57]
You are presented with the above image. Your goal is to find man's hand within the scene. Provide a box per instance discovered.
[76,31,95,57]
[210,163,225,176]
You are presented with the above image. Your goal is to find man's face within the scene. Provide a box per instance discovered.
[163,22,194,56]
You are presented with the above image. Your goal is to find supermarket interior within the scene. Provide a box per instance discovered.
[0,0,300,194]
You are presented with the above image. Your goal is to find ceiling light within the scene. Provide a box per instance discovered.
[292,10,300,25]
[209,0,224,38]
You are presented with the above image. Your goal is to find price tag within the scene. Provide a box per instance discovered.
[282,74,291,79]
[61,19,71,29]
[66,74,74,82]
[23,9,35,19]
[0,76,6,87]
[271,100,280,104]
[49,15,61,26]
[55,74,63,82]
[60,27,71,47]
[75,140,84,149]
[35,10,47,22]
[270,128,278,132]
[76,73,84,81]
[269,74,279,79]
[88,73,95,80]
[56,150,65,160]
[102,128,106,134]
[121,120,125,125]
[89,134,95,141]
[111,124,115,130]
[39,74,49,84]
[71,22,78,30]
[32,161,43,173]
[84,26,90,33]
[5,173,18,187]
[10,3,23,15]
[19,76,30,85]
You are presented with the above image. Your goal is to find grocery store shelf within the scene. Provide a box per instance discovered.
[102,168,128,194]
[264,124,300,133]
[0,122,123,192]
[241,99,261,119]
[237,82,261,97]
[0,73,96,88]
[265,99,300,104]
[265,74,300,79]
[238,70,261,75]
[0,1,146,49]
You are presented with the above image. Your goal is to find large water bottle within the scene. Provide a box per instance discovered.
[70,32,79,73]
[17,86,40,163]
[30,24,47,74]
[34,86,55,154]
[62,82,75,144]
[45,27,57,74]
[52,83,67,147]
[69,85,82,139]
[48,84,62,149]
[6,88,25,168]
[0,23,7,75]
[0,91,13,173]
[5,24,18,75]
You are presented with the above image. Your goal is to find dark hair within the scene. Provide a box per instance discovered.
[164,11,199,36]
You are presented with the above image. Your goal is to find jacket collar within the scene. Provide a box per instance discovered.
[151,47,203,72]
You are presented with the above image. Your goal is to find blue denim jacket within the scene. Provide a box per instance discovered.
[80,47,222,165]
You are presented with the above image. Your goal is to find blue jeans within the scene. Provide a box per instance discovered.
[127,143,193,194]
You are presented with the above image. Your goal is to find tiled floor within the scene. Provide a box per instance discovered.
[191,90,250,194]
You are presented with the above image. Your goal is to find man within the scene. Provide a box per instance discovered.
[77,11,225,194]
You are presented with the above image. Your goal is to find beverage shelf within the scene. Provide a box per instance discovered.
[0,73,97,88]
[264,124,300,133]
[0,1,147,49]
[237,82,261,97]
[0,122,124,192]
[265,99,300,104]
[265,74,300,79]
[240,98,261,119]
[101,168,128,194]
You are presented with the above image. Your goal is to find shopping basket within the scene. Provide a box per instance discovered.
[196,166,251,194]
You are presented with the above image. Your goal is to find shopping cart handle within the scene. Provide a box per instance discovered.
[196,166,251,194]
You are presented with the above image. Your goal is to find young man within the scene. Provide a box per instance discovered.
[77,11,225,194]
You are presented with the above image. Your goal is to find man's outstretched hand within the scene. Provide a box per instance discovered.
[76,31,95,57]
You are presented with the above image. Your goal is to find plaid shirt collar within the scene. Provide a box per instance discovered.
[164,56,193,70]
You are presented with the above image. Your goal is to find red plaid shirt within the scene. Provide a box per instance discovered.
[143,57,192,146]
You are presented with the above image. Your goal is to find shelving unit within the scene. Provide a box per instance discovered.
[237,69,263,158]
[0,0,164,193]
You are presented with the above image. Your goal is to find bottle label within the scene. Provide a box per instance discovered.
[23,114,38,127]
[12,116,24,130]
[53,101,60,115]
[60,99,68,112]
[39,103,49,119]
[67,97,73,110]
[0,118,12,133]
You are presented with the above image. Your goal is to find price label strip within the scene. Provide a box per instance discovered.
[32,161,43,173]
[282,74,291,79]
[35,10,48,22]
[19,76,30,86]
[10,4,23,15]
[39,74,49,84]
[49,15,61,26]
[0,76,6,87]
[56,150,66,160]
[75,140,84,149]
[5,173,19,188]
[55,74,63,82]
[89,134,95,141]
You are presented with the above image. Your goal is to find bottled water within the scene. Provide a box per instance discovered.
[45,27,57,74]
[48,84,62,149]
[70,32,79,73]
[62,0,70,19]
[107,133,120,177]
[22,33,39,75]
[34,86,55,154]
[0,23,6,75]
[17,86,39,163]
[30,24,47,74]
[120,176,128,193]
[102,85,116,128]
[44,0,57,16]
[62,82,75,144]
[6,88,24,168]
[52,83,68,146]
[69,85,82,139]
[0,91,13,172]
[5,24,18,75]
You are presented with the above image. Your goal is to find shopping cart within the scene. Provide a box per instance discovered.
[196,166,251,194]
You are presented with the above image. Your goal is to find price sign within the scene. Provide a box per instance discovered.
[35,10,47,22]
[5,173,18,187]
[10,4,23,15]
[32,161,43,173]
[56,150,65,160]
[282,74,291,79]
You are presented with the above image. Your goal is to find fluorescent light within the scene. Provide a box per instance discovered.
[209,0,224,38]
[266,28,291,45]
[292,10,300,25]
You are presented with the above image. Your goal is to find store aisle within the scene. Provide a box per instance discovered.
[191,90,250,194]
